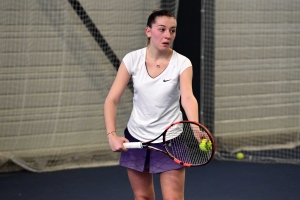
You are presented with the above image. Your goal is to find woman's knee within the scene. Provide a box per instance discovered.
[127,168,155,200]
[160,168,185,200]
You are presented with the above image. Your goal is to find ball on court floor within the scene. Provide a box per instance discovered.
[236,152,244,160]
[199,139,212,151]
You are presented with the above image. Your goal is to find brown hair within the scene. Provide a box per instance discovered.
[146,9,176,46]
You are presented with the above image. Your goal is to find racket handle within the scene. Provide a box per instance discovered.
[123,142,143,149]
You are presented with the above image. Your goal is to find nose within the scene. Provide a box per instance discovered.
[165,30,171,39]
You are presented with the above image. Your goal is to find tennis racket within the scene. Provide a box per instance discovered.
[123,120,216,167]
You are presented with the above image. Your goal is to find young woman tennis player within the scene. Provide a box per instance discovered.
[104,9,199,200]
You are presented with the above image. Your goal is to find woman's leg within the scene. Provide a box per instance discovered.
[127,168,155,200]
[160,168,185,200]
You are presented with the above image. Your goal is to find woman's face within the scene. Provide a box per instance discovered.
[146,16,177,50]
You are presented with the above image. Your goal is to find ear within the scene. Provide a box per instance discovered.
[145,26,151,38]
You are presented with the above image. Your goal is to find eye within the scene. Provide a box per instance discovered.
[160,28,165,32]
[171,29,176,33]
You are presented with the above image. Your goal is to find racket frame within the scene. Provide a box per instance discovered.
[124,120,216,167]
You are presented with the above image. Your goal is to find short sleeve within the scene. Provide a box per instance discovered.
[122,52,132,75]
[179,57,192,74]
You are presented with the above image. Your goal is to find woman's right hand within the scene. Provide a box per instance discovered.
[107,134,129,152]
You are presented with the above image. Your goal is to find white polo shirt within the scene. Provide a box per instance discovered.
[123,47,192,143]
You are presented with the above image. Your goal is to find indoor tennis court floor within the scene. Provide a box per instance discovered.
[1,159,299,200]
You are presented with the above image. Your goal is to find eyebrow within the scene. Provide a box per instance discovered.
[157,25,177,28]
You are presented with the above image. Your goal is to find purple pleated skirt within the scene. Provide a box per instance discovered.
[120,128,184,173]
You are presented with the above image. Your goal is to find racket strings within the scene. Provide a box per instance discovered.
[165,123,213,165]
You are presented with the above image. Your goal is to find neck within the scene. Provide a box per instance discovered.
[147,46,171,60]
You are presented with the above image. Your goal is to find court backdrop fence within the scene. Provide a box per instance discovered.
[0,0,299,173]
[0,0,179,172]
[205,0,300,164]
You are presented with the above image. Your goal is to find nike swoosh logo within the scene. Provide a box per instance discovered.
[163,79,171,82]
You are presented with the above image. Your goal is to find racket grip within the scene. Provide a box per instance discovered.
[123,142,143,149]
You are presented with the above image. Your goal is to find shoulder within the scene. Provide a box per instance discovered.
[172,50,192,73]
[172,50,192,65]
[124,47,146,59]
[123,47,146,74]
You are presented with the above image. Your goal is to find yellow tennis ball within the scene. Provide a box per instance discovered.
[207,141,212,149]
[236,152,244,160]
[199,139,212,151]
[199,143,206,151]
